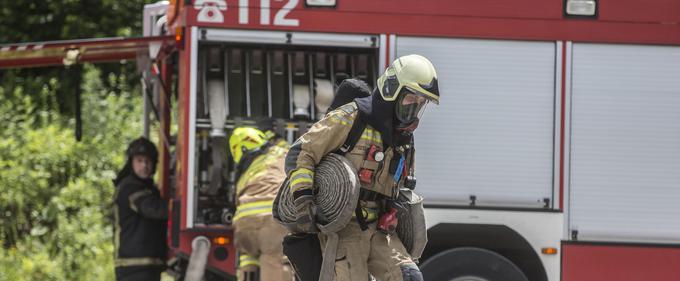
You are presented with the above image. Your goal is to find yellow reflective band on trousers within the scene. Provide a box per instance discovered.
[115,257,164,267]
[239,254,260,268]
[233,200,274,222]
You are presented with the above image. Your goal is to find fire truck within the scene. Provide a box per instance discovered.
[2,0,680,280]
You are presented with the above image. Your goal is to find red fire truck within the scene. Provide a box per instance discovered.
[2,0,680,280]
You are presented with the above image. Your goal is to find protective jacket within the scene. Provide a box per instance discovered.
[113,174,167,270]
[233,137,292,281]
[284,102,421,281]
[286,102,415,200]
[233,138,290,222]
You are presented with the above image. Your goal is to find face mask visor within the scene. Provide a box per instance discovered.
[395,89,430,124]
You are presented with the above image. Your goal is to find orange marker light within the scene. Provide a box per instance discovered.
[175,27,183,42]
[541,247,558,255]
[174,27,184,49]
[214,236,230,245]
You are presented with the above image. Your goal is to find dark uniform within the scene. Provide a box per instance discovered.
[113,137,168,281]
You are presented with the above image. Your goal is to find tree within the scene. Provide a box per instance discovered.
[0,0,155,116]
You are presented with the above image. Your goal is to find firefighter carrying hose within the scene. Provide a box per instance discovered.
[112,137,168,281]
[229,127,293,281]
[285,54,440,281]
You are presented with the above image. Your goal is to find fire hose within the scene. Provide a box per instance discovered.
[395,189,428,260]
[274,153,428,279]
[185,236,210,281]
[274,153,360,281]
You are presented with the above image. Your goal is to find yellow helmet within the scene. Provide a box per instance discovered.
[229,127,268,164]
[377,54,440,105]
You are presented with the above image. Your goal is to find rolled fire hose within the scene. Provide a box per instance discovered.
[274,154,360,281]
[185,236,211,281]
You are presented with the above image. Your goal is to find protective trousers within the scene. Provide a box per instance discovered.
[234,215,294,281]
[319,219,422,281]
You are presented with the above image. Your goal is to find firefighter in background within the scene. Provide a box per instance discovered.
[286,55,440,281]
[229,127,292,281]
[112,137,168,281]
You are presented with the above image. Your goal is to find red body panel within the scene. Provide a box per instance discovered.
[183,0,680,45]
[179,28,192,232]
[159,60,172,198]
[600,0,680,23]
[562,243,680,281]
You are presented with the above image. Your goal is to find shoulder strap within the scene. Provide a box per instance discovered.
[335,116,367,155]
[234,140,274,180]
[335,110,370,231]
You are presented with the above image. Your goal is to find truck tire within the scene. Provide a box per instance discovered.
[420,247,528,281]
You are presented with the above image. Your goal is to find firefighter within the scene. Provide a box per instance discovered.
[229,127,292,281]
[112,137,168,281]
[286,54,439,281]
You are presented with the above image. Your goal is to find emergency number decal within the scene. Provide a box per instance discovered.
[273,0,300,26]
[196,0,300,26]
[195,0,228,23]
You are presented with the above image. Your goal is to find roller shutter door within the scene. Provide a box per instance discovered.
[397,37,557,207]
[569,43,680,242]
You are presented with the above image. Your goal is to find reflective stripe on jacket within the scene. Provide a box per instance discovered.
[113,175,167,268]
[235,139,289,218]
[286,102,414,198]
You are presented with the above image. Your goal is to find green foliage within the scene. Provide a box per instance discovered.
[0,0,155,116]
[0,0,153,43]
[0,2,166,279]
[0,65,145,281]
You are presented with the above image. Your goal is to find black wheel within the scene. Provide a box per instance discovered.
[421,247,528,281]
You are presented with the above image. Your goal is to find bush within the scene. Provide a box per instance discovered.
[0,64,148,281]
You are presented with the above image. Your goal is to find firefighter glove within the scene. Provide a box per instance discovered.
[293,194,319,233]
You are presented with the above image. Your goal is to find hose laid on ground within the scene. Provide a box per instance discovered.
[274,153,360,281]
